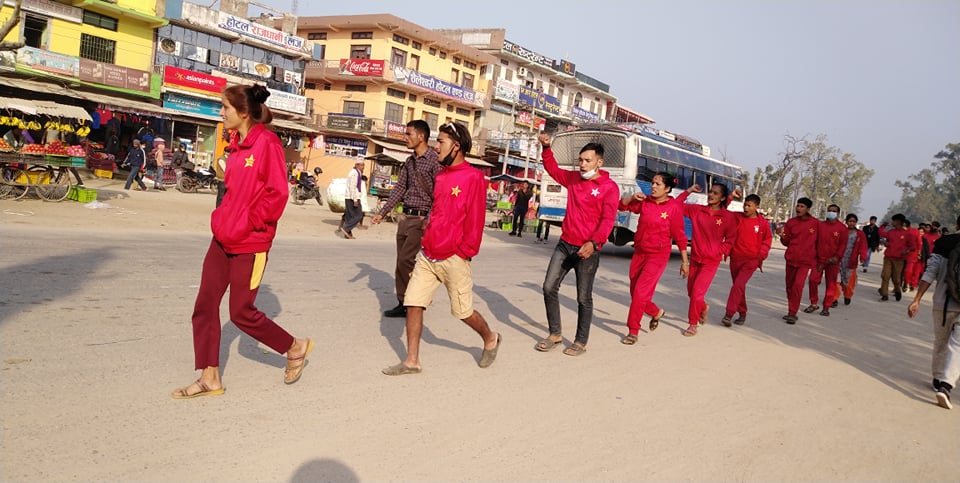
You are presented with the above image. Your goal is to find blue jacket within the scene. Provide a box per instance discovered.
[126,146,146,166]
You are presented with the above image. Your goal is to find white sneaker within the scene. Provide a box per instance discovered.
[936,389,952,409]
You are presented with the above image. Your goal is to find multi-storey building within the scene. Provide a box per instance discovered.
[295,14,496,192]
[437,28,618,180]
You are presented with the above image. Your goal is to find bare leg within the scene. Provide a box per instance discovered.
[401,306,425,369]
[461,310,498,349]
[172,366,222,397]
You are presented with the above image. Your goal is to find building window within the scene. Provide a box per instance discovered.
[351,32,373,39]
[79,33,116,64]
[409,54,420,71]
[505,69,513,82]
[428,47,437,55]
[387,88,406,99]
[423,98,441,108]
[408,94,417,102]
[573,92,583,108]
[350,45,371,59]
[438,51,447,59]
[535,80,542,91]
[412,40,422,50]
[450,69,459,84]
[446,105,454,112]
[461,72,474,90]
[385,102,403,123]
[343,101,365,115]
[323,83,332,90]
[304,82,317,89]
[500,59,509,66]
[23,14,48,49]
[423,111,438,130]
[307,32,326,40]
[391,47,407,68]
[83,10,118,31]
[452,56,461,65]
[345,84,367,92]
[464,60,477,70]
[392,34,409,45]
[456,107,471,116]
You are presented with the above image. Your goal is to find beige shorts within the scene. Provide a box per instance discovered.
[404,252,474,319]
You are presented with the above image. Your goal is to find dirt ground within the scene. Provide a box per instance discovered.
[1,171,958,483]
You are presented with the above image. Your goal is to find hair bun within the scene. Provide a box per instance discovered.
[250,84,271,104]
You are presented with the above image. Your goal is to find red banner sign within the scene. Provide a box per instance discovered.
[385,121,406,141]
[338,59,385,77]
[163,65,226,95]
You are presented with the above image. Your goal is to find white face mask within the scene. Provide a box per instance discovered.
[826,212,838,220]
[580,169,597,180]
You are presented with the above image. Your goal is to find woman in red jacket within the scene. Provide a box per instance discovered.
[836,213,869,305]
[172,84,313,399]
[619,173,690,345]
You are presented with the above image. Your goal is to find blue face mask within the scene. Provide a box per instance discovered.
[826,212,838,220]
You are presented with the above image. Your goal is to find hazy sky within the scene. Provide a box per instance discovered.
[255,0,960,215]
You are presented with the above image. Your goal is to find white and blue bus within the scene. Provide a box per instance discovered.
[539,124,745,246]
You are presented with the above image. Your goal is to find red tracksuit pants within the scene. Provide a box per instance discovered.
[627,249,670,334]
[725,257,760,318]
[191,238,294,369]
[905,259,923,288]
[808,263,840,307]
[785,264,813,316]
[686,260,720,325]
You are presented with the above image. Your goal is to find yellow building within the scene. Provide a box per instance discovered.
[0,0,166,99]
[294,14,496,191]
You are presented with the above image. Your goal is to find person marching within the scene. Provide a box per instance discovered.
[836,213,869,306]
[619,173,690,344]
[371,120,441,318]
[722,193,773,327]
[171,85,313,399]
[878,214,916,301]
[534,133,619,356]
[779,197,819,324]
[672,183,738,336]
[807,204,846,316]
[382,122,500,375]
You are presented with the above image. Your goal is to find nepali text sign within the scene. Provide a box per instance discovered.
[217,12,306,53]
[79,58,150,93]
[393,67,485,108]
[17,46,78,76]
[163,66,226,95]
[553,59,576,76]
[5,0,81,23]
[571,106,600,123]
[385,121,406,141]
[517,85,560,116]
[338,59,385,77]
[494,79,518,102]
[325,135,368,157]
[265,88,307,115]
[502,40,553,69]
[163,92,221,118]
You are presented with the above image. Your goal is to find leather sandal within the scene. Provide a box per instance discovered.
[649,308,665,331]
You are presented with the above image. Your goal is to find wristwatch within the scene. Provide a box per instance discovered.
[590,240,600,251]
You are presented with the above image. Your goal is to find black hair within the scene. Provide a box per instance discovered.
[891,213,906,223]
[222,84,273,125]
[439,122,471,153]
[745,194,761,205]
[846,213,858,222]
[869,216,877,221]
[827,204,840,211]
[654,171,677,190]
[797,197,813,208]
[932,221,941,228]
[580,142,604,157]
[407,119,430,140]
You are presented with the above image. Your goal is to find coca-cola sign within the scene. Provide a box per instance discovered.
[338,59,385,77]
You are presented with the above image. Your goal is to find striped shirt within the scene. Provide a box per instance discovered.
[377,148,440,216]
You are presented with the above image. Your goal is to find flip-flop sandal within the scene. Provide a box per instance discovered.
[650,309,665,331]
[734,316,747,326]
[802,305,819,313]
[621,334,638,345]
[284,338,315,385]
[535,337,563,352]
[699,304,710,325]
[721,316,733,327]
[682,324,698,337]
[172,379,225,399]
[382,363,422,376]
[562,343,586,356]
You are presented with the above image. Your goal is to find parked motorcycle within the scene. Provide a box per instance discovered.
[177,166,218,193]
[291,167,323,206]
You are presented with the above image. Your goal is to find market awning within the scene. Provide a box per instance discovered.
[0,96,93,122]
[272,118,319,134]
[465,155,494,167]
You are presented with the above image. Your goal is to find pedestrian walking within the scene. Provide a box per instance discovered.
[722,194,773,326]
[122,139,148,191]
[862,216,881,272]
[339,159,365,239]
[509,181,533,237]
[836,213,868,305]
[172,84,313,399]
[807,204,846,316]
[779,197,818,324]
[878,213,916,302]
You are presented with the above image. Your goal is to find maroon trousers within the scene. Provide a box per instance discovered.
[191,238,293,369]
[725,257,760,318]
[627,250,670,334]
[808,263,841,307]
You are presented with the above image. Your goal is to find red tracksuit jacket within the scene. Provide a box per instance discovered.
[541,148,619,249]
[421,160,485,260]
[732,214,773,262]
[815,219,847,265]
[879,225,916,260]
[673,191,737,264]
[210,123,288,254]
[781,215,819,267]
[620,196,688,254]
[844,229,869,269]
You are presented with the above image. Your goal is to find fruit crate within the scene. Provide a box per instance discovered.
[68,186,97,203]
[93,168,114,179]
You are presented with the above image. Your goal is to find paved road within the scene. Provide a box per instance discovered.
[1,204,957,482]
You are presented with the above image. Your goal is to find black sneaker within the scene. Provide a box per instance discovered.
[785,314,798,325]
[844,297,852,305]
[895,291,902,302]
[933,379,942,391]
[383,304,407,318]
[880,296,889,301]
[820,308,830,316]
[831,300,838,308]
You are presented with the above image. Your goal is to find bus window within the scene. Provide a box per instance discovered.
[677,167,693,189]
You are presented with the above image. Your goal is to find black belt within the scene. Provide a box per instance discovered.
[403,208,429,217]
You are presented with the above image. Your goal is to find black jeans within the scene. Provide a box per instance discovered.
[512,209,528,234]
[542,239,600,345]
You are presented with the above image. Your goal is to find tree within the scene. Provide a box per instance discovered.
[0,0,24,52]
[886,142,960,225]
[749,134,805,221]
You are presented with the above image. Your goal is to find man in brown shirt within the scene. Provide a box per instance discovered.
[371,120,441,317]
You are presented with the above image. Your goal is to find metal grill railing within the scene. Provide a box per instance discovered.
[80,33,116,64]
[551,130,627,168]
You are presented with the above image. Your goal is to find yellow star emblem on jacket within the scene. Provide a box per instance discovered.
[244,155,255,167]
[715,218,723,225]
[661,211,668,219]
[451,185,461,196]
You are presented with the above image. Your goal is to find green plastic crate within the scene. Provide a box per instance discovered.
[68,186,97,203]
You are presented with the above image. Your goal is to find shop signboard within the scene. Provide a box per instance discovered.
[78,58,151,93]
[392,66,486,108]
[324,135,368,157]
[240,59,272,79]
[326,114,373,132]
[163,92,222,118]
[518,85,561,116]
[0,51,15,72]
[157,38,208,62]
[553,59,576,77]
[4,0,82,23]
[163,66,226,95]
[217,11,306,53]
[284,70,302,87]
[385,121,406,141]
[571,106,600,123]
[265,88,307,115]
[515,111,545,130]
[17,46,78,76]
[494,80,518,102]
[338,59,385,77]
[502,40,554,69]
[219,54,240,71]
